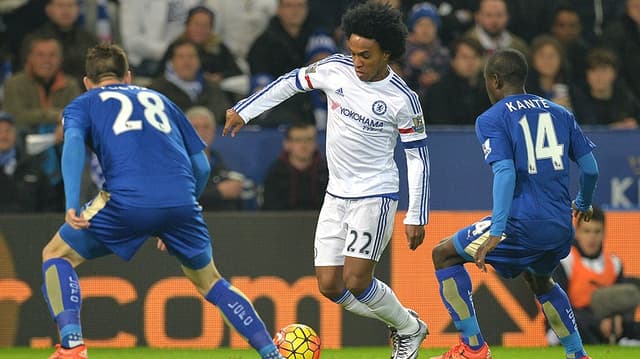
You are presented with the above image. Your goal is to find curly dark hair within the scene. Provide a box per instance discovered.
[341,1,408,60]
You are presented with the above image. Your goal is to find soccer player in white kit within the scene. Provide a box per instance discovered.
[224,2,430,358]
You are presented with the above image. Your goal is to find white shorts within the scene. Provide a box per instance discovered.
[314,194,398,266]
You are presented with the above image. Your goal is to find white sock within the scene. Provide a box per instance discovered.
[357,278,418,335]
[333,289,380,320]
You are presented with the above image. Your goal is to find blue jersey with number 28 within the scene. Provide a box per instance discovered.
[475,93,595,248]
[62,84,206,208]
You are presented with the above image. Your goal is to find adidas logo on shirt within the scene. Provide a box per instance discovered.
[335,88,344,96]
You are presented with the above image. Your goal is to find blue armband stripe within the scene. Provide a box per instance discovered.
[401,138,427,149]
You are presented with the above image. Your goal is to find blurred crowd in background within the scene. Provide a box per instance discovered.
[1,0,639,214]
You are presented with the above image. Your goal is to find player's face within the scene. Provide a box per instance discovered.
[476,0,508,37]
[575,220,605,257]
[46,0,79,29]
[171,44,200,81]
[347,34,390,82]
[186,12,213,45]
[28,40,62,81]
[0,121,16,152]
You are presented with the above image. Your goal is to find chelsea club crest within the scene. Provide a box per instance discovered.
[372,100,387,115]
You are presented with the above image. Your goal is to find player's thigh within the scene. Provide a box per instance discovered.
[342,196,398,262]
[43,230,93,267]
[528,244,571,277]
[314,194,349,266]
[159,205,213,270]
[82,193,160,260]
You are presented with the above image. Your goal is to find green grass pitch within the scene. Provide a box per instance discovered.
[1,346,638,358]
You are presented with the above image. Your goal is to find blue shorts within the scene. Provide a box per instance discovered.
[59,191,212,269]
[452,216,572,278]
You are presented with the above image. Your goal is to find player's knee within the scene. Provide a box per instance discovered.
[318,280,343,300]
[41,237,62,263]
[523,271,554,295]
[432,237,453,269]
[342,273,371,296]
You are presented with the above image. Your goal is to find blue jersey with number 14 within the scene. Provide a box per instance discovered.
[475,93,595,248]
[62,84,206,208]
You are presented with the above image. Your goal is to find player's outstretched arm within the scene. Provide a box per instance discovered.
[223,108,245,137]
[573,152,599,222]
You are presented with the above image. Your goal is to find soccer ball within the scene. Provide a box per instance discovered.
[273,323,321,359]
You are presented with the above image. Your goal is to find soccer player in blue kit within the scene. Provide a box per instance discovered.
[430,49,598,359]
[41,43,283,359]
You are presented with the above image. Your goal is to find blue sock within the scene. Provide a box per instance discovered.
[436,265,485,350]
[538,284,587,359]
[205,278,278,358]
[42,258,83,348]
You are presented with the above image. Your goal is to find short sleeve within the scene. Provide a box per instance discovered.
[475,113,512,165]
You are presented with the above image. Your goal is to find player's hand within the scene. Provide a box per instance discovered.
[65,208,89,230]
[223,109,245,137]
[474,234,501,273]
[572,201,593,222]
[405,224,425,250]
[156,238,167,252]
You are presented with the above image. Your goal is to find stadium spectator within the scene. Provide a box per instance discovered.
[149,39,230,125]
[246,0,314,127]
[560,0,625,45]
[119,0,203,78]
[5,35,81,135]
[431,48,598,359]
[157,5,244,99]
[525,35,575,110]
[186,106,245,211]
[551,207,640,345]
[402,2,450,97]
[1,0,48,71]
[20,0,98,85]
[423,37,489,125]
[225,3,430,358]
[464,0,529,58]
[400,0,476,46]
[572,48,640,129]
[262,122,328,211]
[0,111,55,212]
[601,0,640,101]
[41,42,284,359]
[549,6,590,85]
[4,35,80,211]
